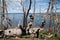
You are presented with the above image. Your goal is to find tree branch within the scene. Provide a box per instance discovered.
[26,0,32,17]
[20,0,26,14]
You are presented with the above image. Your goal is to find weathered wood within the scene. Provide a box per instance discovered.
[1,0,5,30]
[20,0,32,30]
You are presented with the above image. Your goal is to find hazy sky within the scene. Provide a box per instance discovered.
[0,0,60,13]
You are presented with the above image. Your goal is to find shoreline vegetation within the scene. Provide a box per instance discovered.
[0,29,60,40]
[0,0,60,40]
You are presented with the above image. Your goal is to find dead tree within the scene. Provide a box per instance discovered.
[20,0,32,29]
[1,0,5,30]
[20,0,32,34]
[33,0,36,15]
[47,0,55,32]
[47,1,51,32]
[1,0,15,29]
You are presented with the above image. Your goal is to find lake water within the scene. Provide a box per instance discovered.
[0,13,57,28]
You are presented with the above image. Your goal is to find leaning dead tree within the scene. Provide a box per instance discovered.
[54,0,60,34]
[1,0,15,29]
[20,0,32,29]
[47,0,55,32]
[4,0,14,28]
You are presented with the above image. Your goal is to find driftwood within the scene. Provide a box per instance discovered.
[4,28,22,37]
[3,23,23,38]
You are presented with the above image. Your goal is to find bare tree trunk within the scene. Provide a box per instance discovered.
[47,0,55,32]
[49,15,53,32]
[2,0,5,17]
[49,0,54,32]
[47,1,52,32]
[23,13,27,34]
[20,0,32,34]
[1,0,5,30]
[23,13,27,29]
[33,0,36,15]
[23,0,32,29]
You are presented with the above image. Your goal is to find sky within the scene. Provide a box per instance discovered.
[0,0,60,13]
